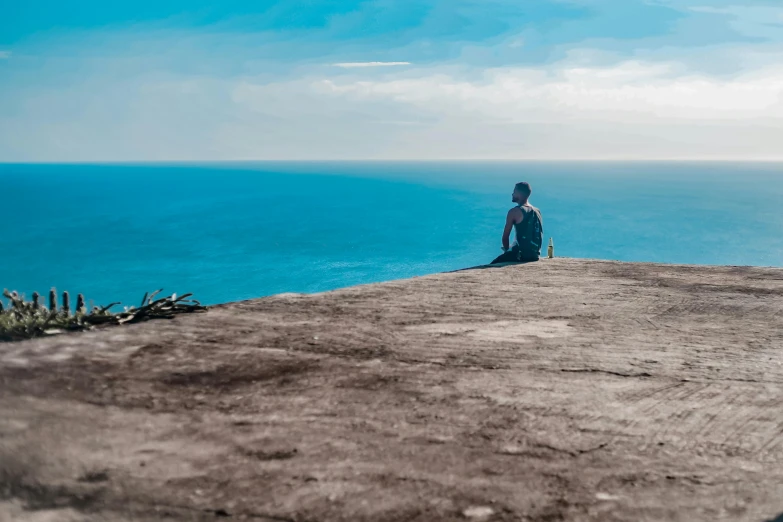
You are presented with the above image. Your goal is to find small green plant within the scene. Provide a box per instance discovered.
[0,288,207,342]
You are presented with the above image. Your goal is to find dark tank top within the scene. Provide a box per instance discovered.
[513,204,543,259]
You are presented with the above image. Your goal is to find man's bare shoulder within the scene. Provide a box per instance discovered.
[507,206,523,222]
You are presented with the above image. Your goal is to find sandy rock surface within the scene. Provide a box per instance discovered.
[1,259,782,521]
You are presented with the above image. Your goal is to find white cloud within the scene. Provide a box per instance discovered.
[320,59,783,124]
[332,62,411,68]
[0,51,11,59]
[308,57,783,159]
[3,50,783,161]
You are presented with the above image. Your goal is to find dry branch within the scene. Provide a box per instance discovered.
[1,289,207,342]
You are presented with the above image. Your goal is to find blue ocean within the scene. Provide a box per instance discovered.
[2,162,782,306]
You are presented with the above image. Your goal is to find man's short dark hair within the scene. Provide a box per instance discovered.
[515,182,532,197]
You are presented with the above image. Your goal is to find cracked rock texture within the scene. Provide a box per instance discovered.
[1,259,782,521]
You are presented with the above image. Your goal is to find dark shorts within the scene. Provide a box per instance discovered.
[491,247,539,264]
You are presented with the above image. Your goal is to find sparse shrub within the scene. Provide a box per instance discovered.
[0,288,207,342]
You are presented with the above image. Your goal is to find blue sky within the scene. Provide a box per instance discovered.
[1,0,782,160]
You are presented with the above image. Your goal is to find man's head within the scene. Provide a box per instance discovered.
[512,182,532,204]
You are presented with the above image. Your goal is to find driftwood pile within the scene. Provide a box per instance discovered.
[0,288,207,342]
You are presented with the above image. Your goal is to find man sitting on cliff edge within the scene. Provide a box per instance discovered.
[491,181,544,264]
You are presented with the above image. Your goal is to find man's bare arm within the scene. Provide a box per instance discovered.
[501,208,517,251]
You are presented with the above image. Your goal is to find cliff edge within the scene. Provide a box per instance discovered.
[1,259,782,522]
